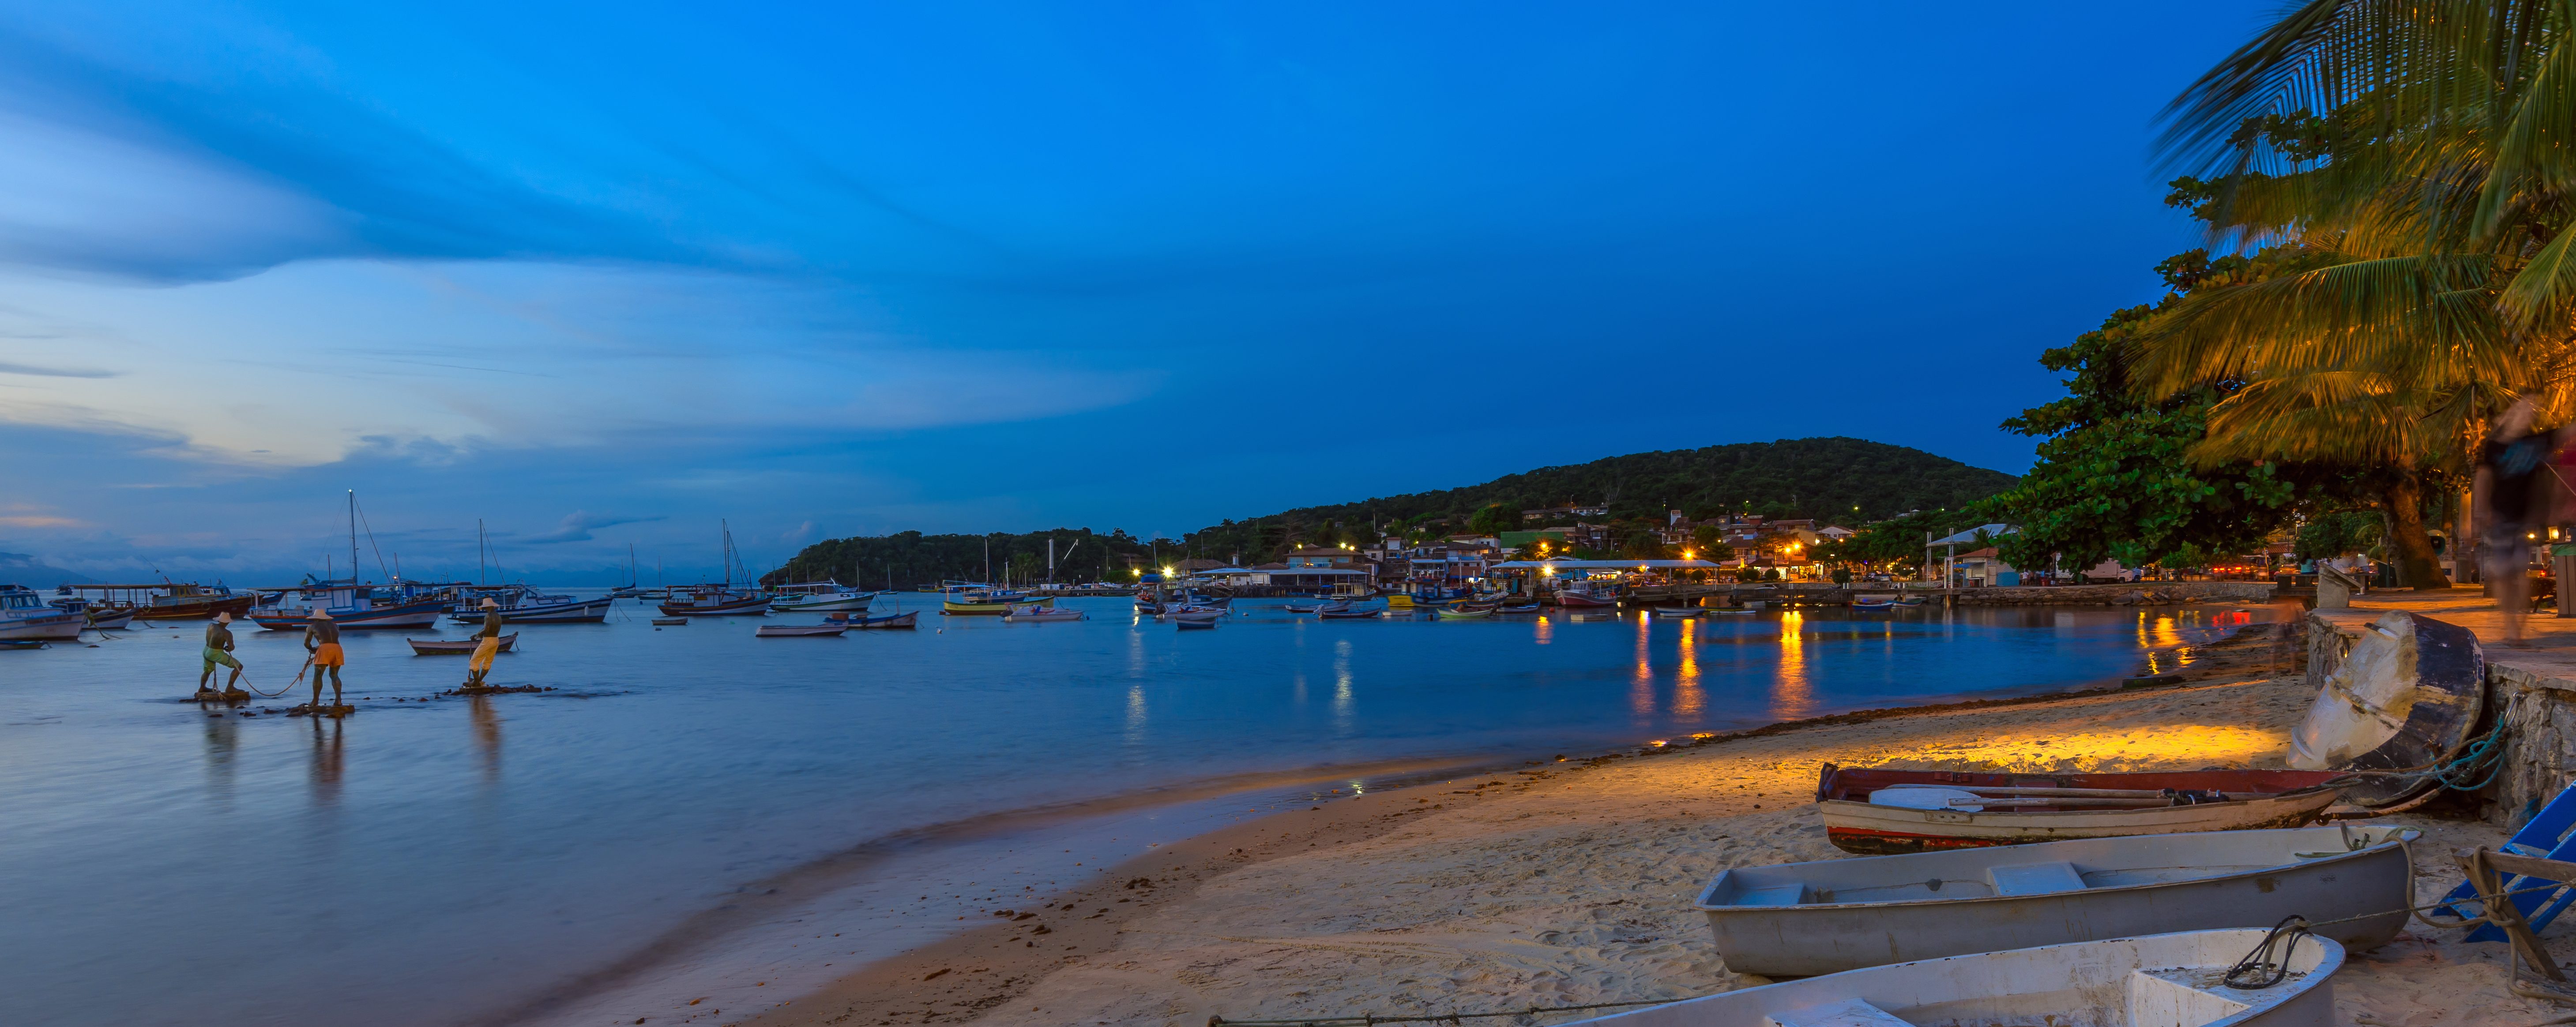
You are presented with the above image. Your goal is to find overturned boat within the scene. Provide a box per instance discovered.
[1565,929,2341,1026]
[1815,765,2347,855]
[2288,610,2485,808]
[1697,823,2415,976]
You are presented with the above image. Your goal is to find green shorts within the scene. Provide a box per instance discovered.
[201,646,241,673]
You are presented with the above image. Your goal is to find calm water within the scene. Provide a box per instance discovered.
[0,597,2271,1026]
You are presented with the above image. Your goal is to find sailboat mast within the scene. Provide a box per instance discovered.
[348,490,359,585]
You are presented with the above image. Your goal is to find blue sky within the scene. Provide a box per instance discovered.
[0,2,2261,583]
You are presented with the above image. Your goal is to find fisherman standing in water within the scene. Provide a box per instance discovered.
[197,612,245,699]
[303,608,347,712]
[463,598,504,690]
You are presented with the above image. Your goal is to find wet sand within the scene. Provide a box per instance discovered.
[727,619,2559,1027]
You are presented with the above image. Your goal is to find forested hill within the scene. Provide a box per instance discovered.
[767,438,2016,588]
[1247,437,2012,532]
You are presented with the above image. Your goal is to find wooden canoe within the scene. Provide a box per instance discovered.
[1561,930,2341,1026]
[407,633,517,655]
[1815,764,2348,855]
[2289,610,2485,807]
[1697,823,2416,976]
[756,623,848,637]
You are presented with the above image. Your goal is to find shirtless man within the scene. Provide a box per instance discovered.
[198,612,245,698]
[303,609,346,710]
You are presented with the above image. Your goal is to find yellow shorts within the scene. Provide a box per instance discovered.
[469,635,500,672]
[310,642,345,668]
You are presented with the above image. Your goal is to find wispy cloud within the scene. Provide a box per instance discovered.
[527,510,667,544]
[0,360,115,378]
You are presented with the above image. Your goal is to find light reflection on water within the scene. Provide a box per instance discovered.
[0,596,2277,1027]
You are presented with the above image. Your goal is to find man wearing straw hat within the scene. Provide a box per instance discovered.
[196,611,245,699]
[464,597,505,689]
[302,608,346,711]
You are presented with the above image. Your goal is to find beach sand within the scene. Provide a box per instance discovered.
[741,624,2555,1027]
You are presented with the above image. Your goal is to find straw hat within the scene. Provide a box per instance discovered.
[214,612,232,623]
[481,598,499,608]
[309,609,331,620]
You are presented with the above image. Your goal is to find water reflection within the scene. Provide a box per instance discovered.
[1331,639,1354,736]
[470,696,503,784]
[1673,621,1703,721]
[202,711,238,805]
[1773,610,1810,721]
[1630,612,1655,720]
[308,716,343,807]
[1124,684,1148,749]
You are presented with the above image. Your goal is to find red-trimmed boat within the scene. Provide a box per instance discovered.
[1813,764,2348,855]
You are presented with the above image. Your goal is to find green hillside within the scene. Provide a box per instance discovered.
[769,438,2016,587]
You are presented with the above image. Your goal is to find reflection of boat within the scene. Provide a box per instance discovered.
[2289,611,2484,808]
[1553,929,2341,1027]
[0,585,85,641]
[1815,765,2348,855]
[1696,823,2417,977]
[408,633,518,655]
[756,623,849,637]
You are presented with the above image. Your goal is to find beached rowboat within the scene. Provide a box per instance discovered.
[1815,765,2348,855]
[1696,823,2415,976]
[407,633,518,655]
[755,623,848,637]
[2288,610,2484,808]
[1560,929,2341,1026]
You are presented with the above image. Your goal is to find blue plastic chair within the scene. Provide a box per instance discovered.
[2429,782,2576,943]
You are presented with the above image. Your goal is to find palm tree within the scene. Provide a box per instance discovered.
[2139,0,2576,586]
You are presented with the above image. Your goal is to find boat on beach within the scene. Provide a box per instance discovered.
[407,633,518,655]
[1560,929,2341,1026]
[2287,610,2484,808]
[0,585,85,641]
[1815,764,2349,854]
[1696,823,2417,976]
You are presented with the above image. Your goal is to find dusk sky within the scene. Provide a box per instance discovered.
[0,2,2259,584]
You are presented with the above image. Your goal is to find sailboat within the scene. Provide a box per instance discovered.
[248,491,446,630]
[608,543,647,598]
[658,521,771,616]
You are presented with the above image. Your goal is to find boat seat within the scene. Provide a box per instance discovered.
[1733,884,1808,907]
[1985,861,2088,896]
[1764,998,1913,1027]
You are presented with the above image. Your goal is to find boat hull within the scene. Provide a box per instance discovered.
[771,593,876,613]
[657,597,770,616]
[2289,611,2484,806]
[1553,593,1613,608]
[850,611,918,629]
[133,594,258,621]
[250,599,448,631]
[1561,930,2339,1026]
[1817,765,2347,854]
[460,597,615,623]
[0,612,85,641]
[945,597,1051,615]
[1697,824,2415,977]
[83,609,136,630]
[756,624,849,637]
[408,633,518,655]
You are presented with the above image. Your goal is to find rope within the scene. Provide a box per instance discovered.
[2223,915,2313,989]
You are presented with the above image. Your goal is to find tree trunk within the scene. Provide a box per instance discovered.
[2383,475,2452,589]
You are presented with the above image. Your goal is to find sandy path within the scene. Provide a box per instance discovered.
[745,639,2559,1027]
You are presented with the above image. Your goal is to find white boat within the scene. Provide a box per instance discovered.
[1003,607,1087,623]
[1696,823,2416,977]
[1564,929,2341,1026]
[1167,607,1223,626]
[770,581,877,613]
[0,585,84,641]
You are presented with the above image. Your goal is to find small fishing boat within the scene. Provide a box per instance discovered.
[2288,611,2484,807]
[0,585,86,641]
[944,587,1049,615]
[650,617,688,626]
[0,638,45,649]
[1004,607,1087,622]
[1816,765,2349,855]
[1318,606,1384,619]
[657,589,771,617]
[1282,602,1323,614]
[769,581,877,613]
[407,633,519,655]
[129,583,257,622]
[82,608,136,630]
[1893,594,1930,607]
[1850,593,1898,611]
[1558,929,2341,1027]
[1696,823,2416,976]
[1553,591,1615,608]
[848,610,919,629]
[1706,607,1756,615]
[1173,615,1218,630]
[251,593,448,631]
[1651,605,1701,618]
[1497,602,1541,614]
[756,623,849,637]
[476,595,615,623]
[1435,604,1495,619]
[1384,593,1415,609]
[1165,606,1224,626]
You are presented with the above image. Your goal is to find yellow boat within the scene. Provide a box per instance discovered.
[1386,594,1415,609]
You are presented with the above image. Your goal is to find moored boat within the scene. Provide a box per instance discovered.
[1696,823,2416,976]
[1651,605,1700,618]
[769,580,877,613]
[1435,604,1495,619]
[846,610,918,629]
[756,623,849,637]
[1553,591,1615,608]
[0,638,46,649]
[1318,606,1384,619]
[658,588,771,616]
[1816,764,2348,855]
[1559,929,2341,1026]
[1497,602,1541,613]
[407,633,518,655]
[248,579,448,631]
[0,585,85,641]
[128,583,257,621]
[1003,606,1087,622]
[1850,593,1898,610]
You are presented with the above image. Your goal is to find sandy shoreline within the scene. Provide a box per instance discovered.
[695,615,2571,1027]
